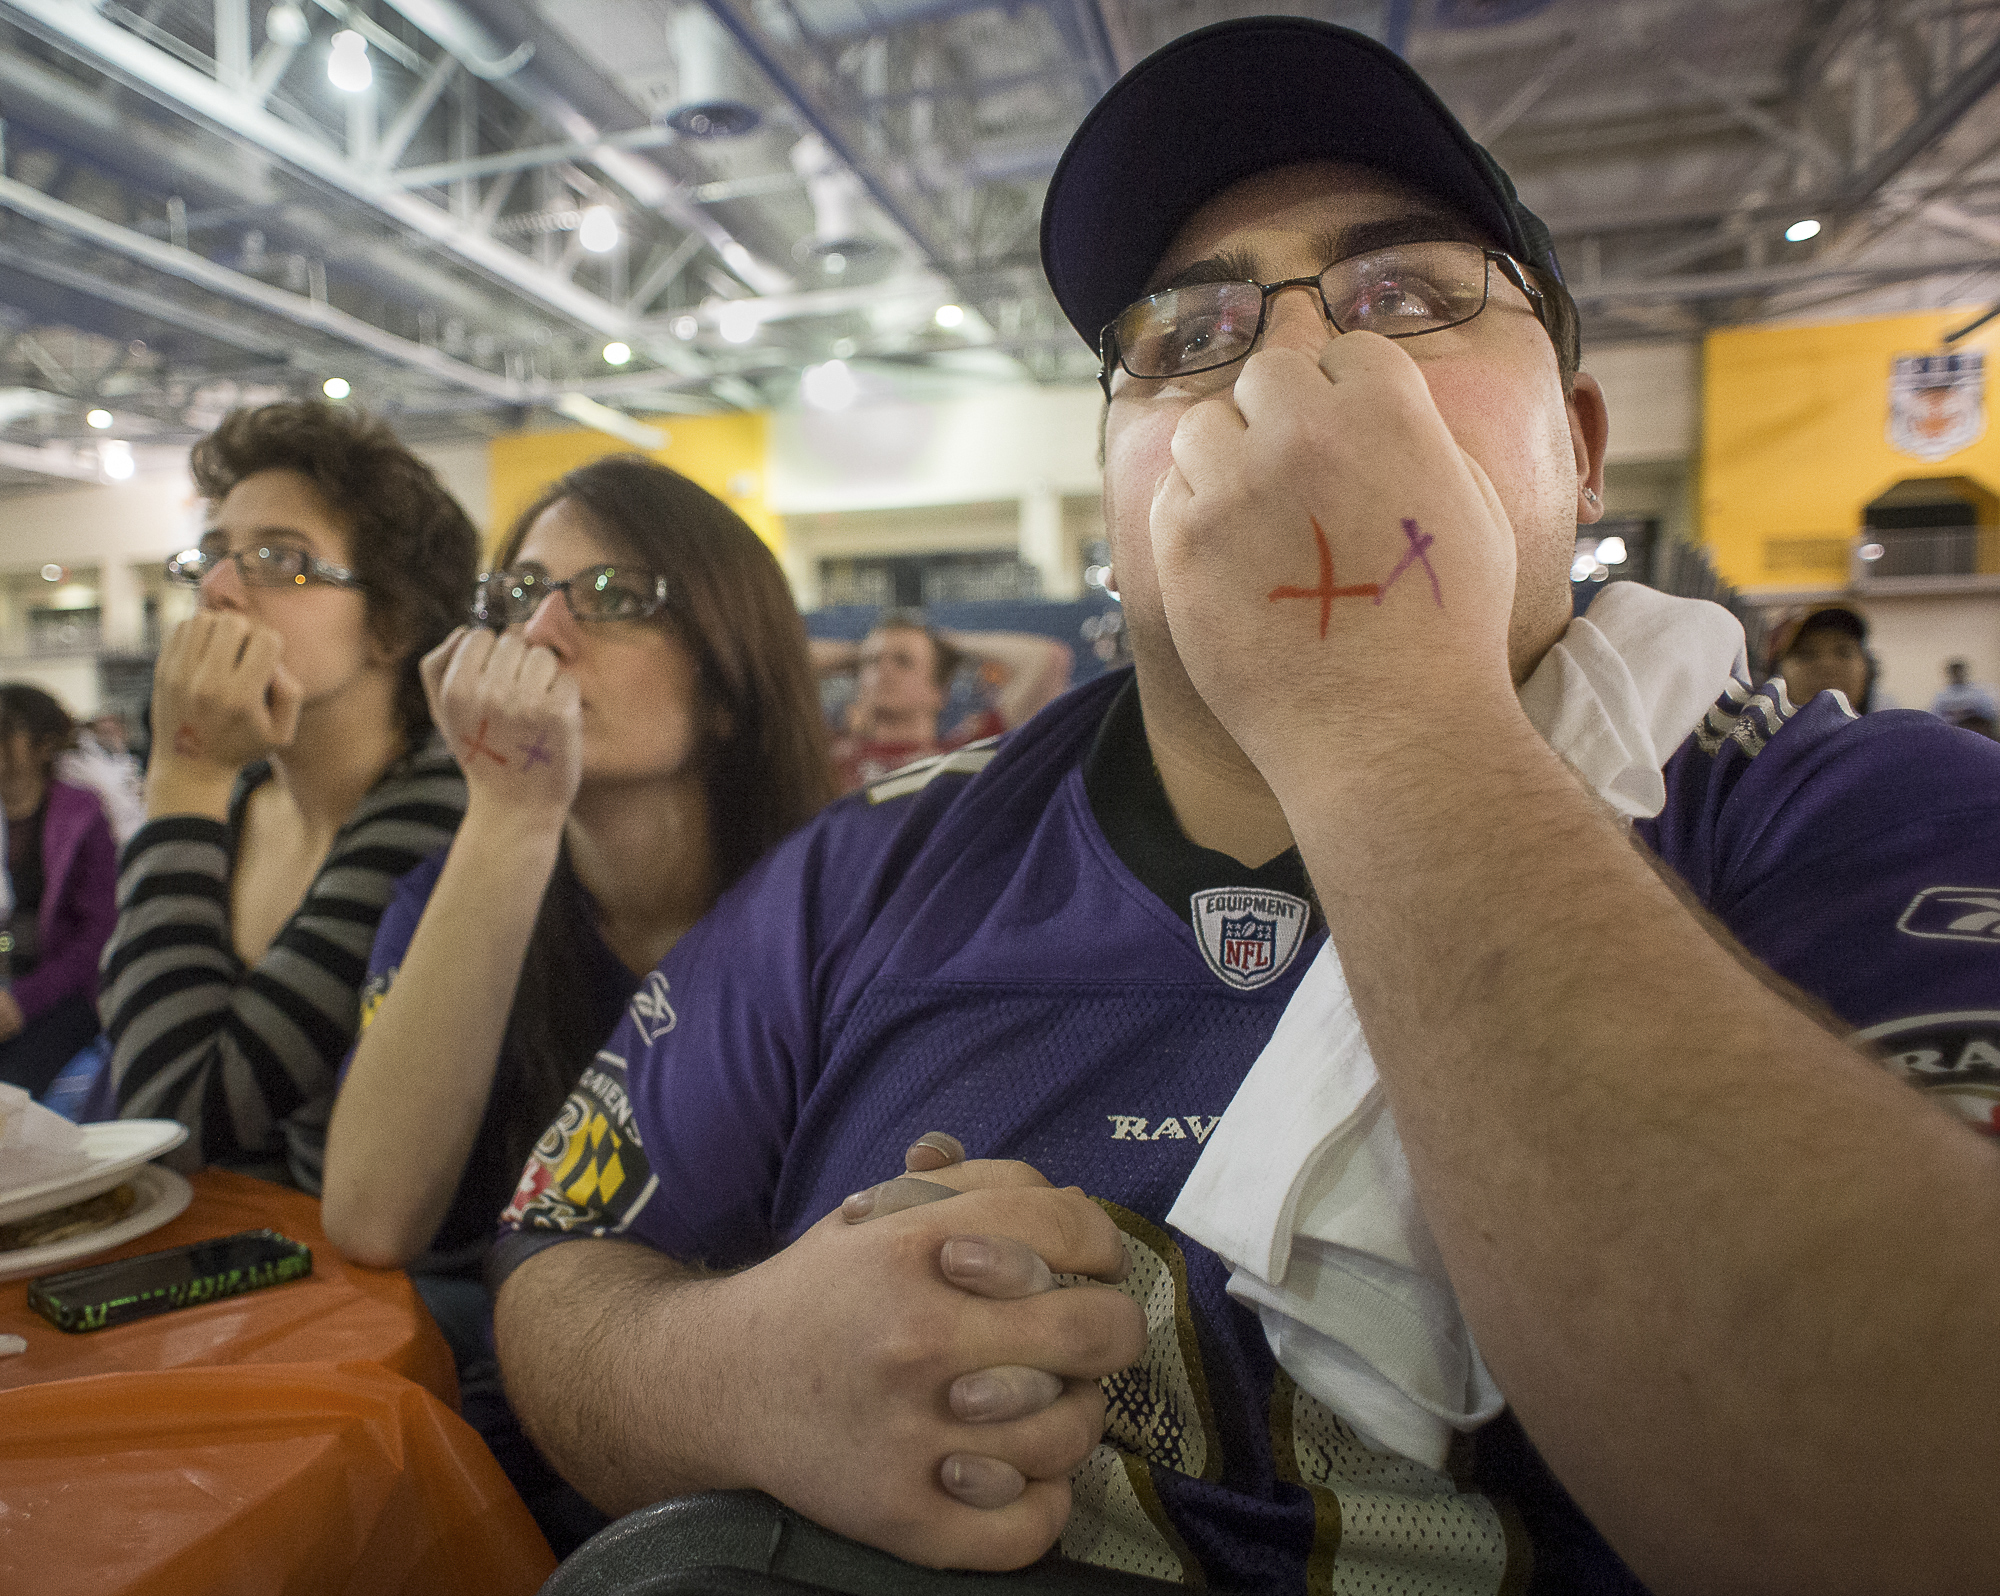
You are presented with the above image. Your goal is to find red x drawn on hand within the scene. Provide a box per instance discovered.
[463,717,509,766]
[1267,517,1380,639]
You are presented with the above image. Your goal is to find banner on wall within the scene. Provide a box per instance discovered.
[1887,350,1986,461]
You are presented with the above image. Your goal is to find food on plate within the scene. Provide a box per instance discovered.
[0,1182,138,1252]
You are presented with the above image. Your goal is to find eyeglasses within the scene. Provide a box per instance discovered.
[472,564,671,627]
[165,542,363,590]
[1097,239,1549,395]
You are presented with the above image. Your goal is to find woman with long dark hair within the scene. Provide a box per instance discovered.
[321,454,832,1547]
[0,685,117,1095]
[103,402,479,1186]
[324,455,832,1268]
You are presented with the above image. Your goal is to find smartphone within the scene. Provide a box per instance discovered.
[26,1228,312,1333]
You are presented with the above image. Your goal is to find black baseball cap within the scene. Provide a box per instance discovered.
[1040,17,1567,359]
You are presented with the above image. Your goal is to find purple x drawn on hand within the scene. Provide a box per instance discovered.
[519,733,554,772]
[1376,519,1443,608]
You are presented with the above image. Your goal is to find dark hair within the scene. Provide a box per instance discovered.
[0,684,75,776]
[870,608,961,690]
[485,455,836,1177]
[188,402,481,744]
[1529,265,1582,393]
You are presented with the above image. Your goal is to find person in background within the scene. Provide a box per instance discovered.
[0,684,116,1095]
[57,708,147,847]
[103,402,478,1190]
[1931,656,1998,729]
[815,611,1072,789]
[1767,604,1893,712]
[321,454,834,1552]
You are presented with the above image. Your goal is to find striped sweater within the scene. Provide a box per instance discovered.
[104,739,466,1192]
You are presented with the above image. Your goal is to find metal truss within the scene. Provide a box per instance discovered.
[0,0,1997,484]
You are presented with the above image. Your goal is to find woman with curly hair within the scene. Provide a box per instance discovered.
[104,401,479,1190]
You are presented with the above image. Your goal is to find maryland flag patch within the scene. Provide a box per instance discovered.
[501,1053,658,1234]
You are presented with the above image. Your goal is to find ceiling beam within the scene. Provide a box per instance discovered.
[1574,247,2000,306]
[0,170,520,396]
[1836,27,2000,206]
[0,0,640,336]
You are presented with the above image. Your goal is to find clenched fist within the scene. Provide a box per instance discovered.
[422,626,583,825]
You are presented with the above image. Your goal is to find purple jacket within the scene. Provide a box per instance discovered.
[12,779,118,1022]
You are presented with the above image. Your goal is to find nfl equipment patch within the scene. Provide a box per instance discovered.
[501,1054,659,1233]
[1189,888,1311,991]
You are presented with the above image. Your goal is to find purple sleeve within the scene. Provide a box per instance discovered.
[1643,701,2000,1134]
[13,805,118,1023]
[493,809,871,1278]
[335,849,448,1086]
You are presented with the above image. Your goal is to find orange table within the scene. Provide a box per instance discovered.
[0,1169,557,1595]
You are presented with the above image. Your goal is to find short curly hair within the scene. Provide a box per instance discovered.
[188,402,481,743]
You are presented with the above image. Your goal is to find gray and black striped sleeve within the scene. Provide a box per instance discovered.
[103,742,466,1192]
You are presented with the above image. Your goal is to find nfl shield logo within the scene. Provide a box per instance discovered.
[1888,351,1985,461]
[1220,914,1276,977]
[1190,888,1311,991]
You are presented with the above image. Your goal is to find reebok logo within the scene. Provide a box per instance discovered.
[629,970,678,1044]
[1108,1114,1222,1144]
[1896,886,2000,944]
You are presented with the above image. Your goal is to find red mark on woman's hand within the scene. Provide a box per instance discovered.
[172,724,202,758]
[463,718,510,766]
[1268,517,1380,638]
[1376,519,1443,608]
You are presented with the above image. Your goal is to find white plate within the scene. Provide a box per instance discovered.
[0,1120,189,1225]
[0,1163,194,1283]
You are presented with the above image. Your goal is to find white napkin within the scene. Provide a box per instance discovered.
[1167,583,1747,1466]
[0,1080,88,1192]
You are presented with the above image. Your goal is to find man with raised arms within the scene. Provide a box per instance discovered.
[490,19,2000,1594]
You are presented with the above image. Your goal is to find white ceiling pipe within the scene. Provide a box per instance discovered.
[378,0,533,79]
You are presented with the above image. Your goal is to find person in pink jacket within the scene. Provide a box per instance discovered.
[0,684,118,1095]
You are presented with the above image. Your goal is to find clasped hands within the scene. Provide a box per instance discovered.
[726,1132,1144,1571]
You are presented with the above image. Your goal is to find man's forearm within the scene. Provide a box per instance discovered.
[1280,708,2000,1596]
[495,1237,748,1516]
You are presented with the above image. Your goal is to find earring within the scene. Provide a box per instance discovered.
[1582,488,1600,506]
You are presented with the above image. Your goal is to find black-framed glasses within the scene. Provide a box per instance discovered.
[1097,240,1549,395]
[472,564,671,627]
[165,542,363,590]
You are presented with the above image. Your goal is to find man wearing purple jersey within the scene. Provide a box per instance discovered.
[490,19,2000,1596]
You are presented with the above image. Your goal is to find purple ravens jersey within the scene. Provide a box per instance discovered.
[495,668,2000,1594]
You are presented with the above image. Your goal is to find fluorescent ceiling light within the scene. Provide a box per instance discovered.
[579,206,620,254]
[801,359,858,411]
[328,31,371,92]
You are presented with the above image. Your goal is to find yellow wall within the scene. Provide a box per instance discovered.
[486,412,779,557]
[1702,307,2000,591]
